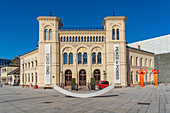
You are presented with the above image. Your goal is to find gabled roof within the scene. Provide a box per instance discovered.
[2,57,20,68]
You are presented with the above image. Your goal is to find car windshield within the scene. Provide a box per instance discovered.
[101,81,109,84]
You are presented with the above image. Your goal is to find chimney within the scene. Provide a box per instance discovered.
[138,45,140,49]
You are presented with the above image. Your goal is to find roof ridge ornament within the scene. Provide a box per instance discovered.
[50,11,52,16]
[113,10,115,16]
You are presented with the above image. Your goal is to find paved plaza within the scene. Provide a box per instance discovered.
[0,84,170,113]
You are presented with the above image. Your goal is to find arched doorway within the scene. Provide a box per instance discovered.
[94,69,100,85]
[79,69,86,85]
[65,70,72,86]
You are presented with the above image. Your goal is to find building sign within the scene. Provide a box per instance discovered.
[114,44,120,83]
[45,44,51,84]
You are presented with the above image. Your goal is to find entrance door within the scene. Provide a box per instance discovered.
[79,69,86,85]
[94,69,100,85]
[65,70,72,86]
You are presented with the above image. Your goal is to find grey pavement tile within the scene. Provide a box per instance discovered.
[1,84,170,113]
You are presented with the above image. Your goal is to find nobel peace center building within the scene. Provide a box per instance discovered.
[19,15,155,88]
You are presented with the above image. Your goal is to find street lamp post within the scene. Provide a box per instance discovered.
[22,58,24,88]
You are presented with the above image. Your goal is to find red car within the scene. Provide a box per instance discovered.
[98,80,109,90]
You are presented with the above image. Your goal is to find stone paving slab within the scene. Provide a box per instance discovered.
[0,84,169,113]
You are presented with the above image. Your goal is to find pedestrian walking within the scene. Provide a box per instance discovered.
[0,82,2,88]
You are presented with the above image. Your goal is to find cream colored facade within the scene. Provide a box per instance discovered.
[20,49,38,86]
[127,47,154,85]
[0,66,18,84]
[19,15,154,88]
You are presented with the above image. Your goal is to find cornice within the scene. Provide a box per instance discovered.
[19,49,38,58]
[37,16,63,27]
[127,47,155,57]
[102,16,127,26]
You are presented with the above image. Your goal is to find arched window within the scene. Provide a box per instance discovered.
[90,36,92,42]
[97,53,101,64]
[92,52,96,64]
[93,36,95,42]
[81,36,83,42]
[25,74,27,83]
[61,37,63,42]
[145,59,148,67]
[136,72,138,82]
[76,36,77,42]
[67,36,69,42]
[150,60,152,67]
[112,29,115,40]
[136,57,138,66]
[32,73,33,82]
[130,56,133,65]
[102,36,104,42]
[64,36,66,42]
[69,53,73,64]
[131,71,133,83]
[72,36,74,42]
[45,29,48,40]
[49,29,52,40]
[78,53,82,64]
[83,53,87,64]
[84,36,86,42]
[140,58,143,66]
[96,36,98,42]
[117,29,119,40]
[70,36,71,42]
[64,53,67,64]
[28,73,30,82]
[78,36,80,42]
[87,36,89,42]
[99,36,101,42]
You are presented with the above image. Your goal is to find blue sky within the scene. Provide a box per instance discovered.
[0,0,170,59]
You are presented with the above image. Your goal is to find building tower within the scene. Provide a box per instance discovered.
[37,16,63,88]
[103,16,127,87]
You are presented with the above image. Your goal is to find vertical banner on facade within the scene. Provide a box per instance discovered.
[45,44,51,84]
[114,44,121,83]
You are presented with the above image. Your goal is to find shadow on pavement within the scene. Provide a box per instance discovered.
[65,94,119,98]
